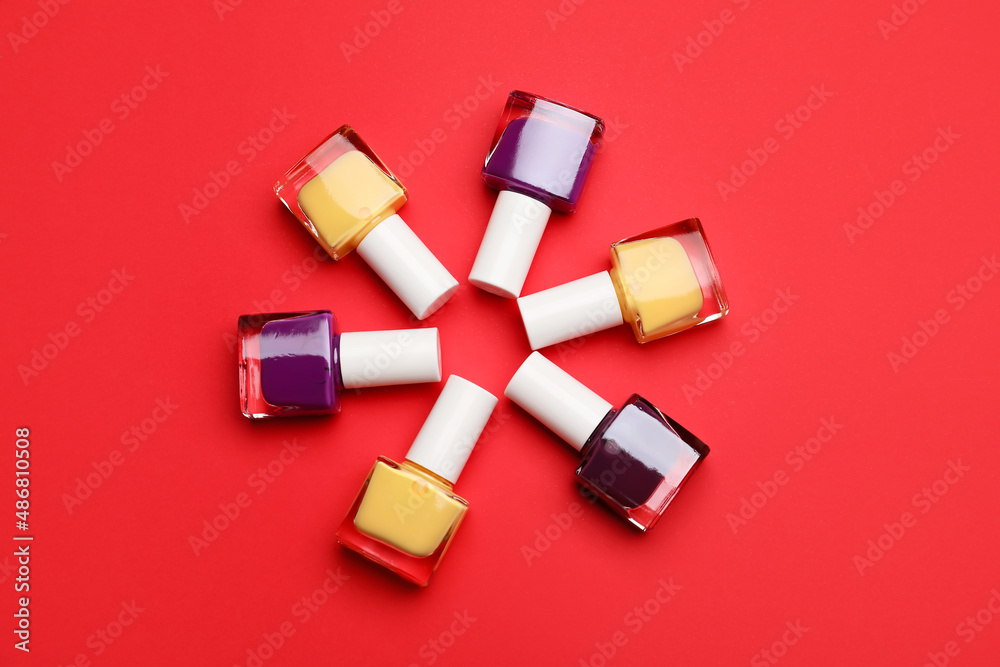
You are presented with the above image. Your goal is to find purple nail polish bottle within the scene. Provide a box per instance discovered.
[238,311,441,419]
[469,91,605,298]
[505,353,709,531]
[482,96,601,210]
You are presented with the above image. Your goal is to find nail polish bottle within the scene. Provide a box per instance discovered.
[274,126,458,319]
[337,376,497,586]
[505,352,709,531]
[469,91,604,298]
[517,218,728,349]
[238,310,441,419]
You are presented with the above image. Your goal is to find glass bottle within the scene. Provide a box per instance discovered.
[238,310,441,419]
[517,218,728,349]
[505,352,709,531]
[275,126,458,319]
[469,91,604,298]
[337,376,497,585]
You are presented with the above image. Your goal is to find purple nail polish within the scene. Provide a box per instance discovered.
[505,353,709,531]
[238,311,442,419]
[483,115,599,210]
[469,91,604,298]
[259,311,338,411]
[576,395,707,529]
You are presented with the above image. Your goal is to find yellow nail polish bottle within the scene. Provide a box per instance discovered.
[337,376,497,586]
[275,126,458,320]
[517,218,729,349]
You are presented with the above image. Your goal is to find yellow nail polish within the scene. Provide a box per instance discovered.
[337,376,498,586]
[517,218,729,348]
[275,125,458,320]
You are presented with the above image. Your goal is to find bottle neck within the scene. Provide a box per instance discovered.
[580,407,619,457]
[331,332,344,390]
[606,267,630,321]
[401,459,454,491]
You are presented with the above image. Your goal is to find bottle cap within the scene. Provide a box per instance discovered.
[405,376,498,484]
[356,214,459,320]
[339,328,441,389]
[468,190,552,298]
[504,352,613,451]
[517,271,624,349]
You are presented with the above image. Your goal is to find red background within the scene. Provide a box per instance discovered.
[3,0,999,665]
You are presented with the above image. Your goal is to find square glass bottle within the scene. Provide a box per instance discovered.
[610,218,728,343]
[470,91,605,298]
[517,218,729,348]
[482,91,604,212]
[577,395,708,530]
[337,457,469,586]
[275,126,405,260]
[505,353,709,531]
[337,376,497,585]
[238,310,441,419]
[274,126,457,319]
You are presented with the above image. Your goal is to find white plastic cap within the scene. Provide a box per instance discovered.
[339,328,441,389]
[504,352,613,451]
[517,271,625,350]
[356,214,459,320]
[405,375,498,484]
[468,190,553,298]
